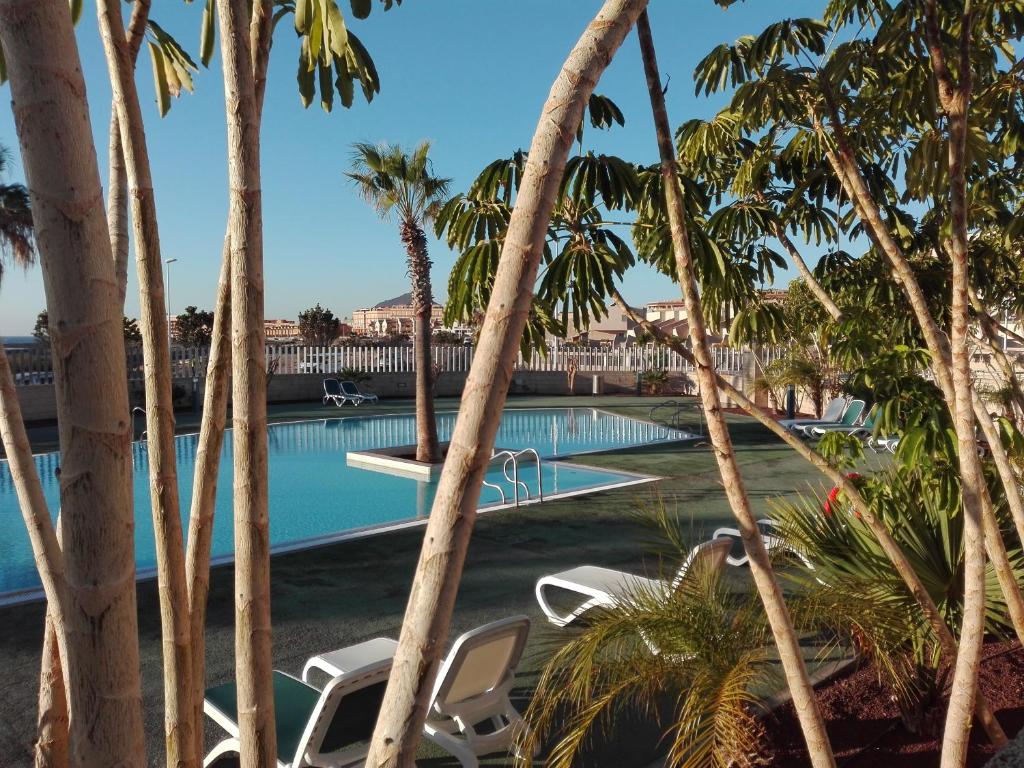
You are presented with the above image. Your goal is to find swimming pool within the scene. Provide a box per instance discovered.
[0,408,689,599]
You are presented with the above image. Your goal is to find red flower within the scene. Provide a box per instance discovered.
[824,472,864,517]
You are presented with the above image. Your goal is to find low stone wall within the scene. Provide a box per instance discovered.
[14,369,755,422]
[13,384,58,422]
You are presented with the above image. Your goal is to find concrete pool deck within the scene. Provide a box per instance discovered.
[0,395,848,766]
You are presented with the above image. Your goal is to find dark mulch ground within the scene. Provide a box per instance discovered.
[761,640,1024,767]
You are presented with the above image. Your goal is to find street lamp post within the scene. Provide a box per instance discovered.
[165,257,178,341]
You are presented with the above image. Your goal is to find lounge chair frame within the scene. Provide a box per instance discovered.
[322,378,360,407]
[534,538,731,628]
[301,616,532,768]
[340,380,378,405]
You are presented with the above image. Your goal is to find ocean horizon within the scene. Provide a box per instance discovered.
[2,337,38,347]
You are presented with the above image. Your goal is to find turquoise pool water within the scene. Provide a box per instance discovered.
[0,408,688,598]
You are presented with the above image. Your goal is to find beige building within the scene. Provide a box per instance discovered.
[265,319,300,340]
[645,289,788,340]
[351,295,445,337]
[564,302,640,344]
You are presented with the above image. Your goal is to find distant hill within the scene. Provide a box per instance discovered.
[374,292,441,308]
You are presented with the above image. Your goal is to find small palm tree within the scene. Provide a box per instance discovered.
[522,553,775,768]
[346,141,450,463]
[0,145,35,285]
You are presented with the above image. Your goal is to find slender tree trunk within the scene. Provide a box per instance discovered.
[402,220,440,463]
[991,314,1024,348]
[185,239,232,761]
[923,6,986,764]
[107,111,130,307]
[0,345,66,626]
[612,289,1008,745]
[815,101,1024,644]
[0,1,146,764]
[772,223,843,322]
[365,2,650,764]
[0,346,74,766]
[216,1,275,765]
[106,0,151,308]
[182,10,273,760]
[35,613,68,768]
[97,2,197,765]
[637,13,836,766]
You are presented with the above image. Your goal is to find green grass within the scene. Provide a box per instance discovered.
[0,395,851,767]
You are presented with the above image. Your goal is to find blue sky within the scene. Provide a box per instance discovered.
[0,0,826,335]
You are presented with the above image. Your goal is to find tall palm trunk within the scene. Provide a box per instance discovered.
[364,2,650,764]
[216,0,275,764]
[402,219,440,463]
[636,13,835,766]
[185,240,232,761]
[0,1,146,764]
[612,288,1008,745]
[97,1,197,764]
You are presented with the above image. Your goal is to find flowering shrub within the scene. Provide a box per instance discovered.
[823,472,865,517]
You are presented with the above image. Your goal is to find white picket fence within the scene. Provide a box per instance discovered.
[7,341,762,386]
[267,343,750,375]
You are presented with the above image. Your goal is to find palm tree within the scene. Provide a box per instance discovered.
[0,145,35,283]
[346,141,450,463]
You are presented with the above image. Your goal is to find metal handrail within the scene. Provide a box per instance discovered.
[131,406,147,441]
[648,399,704,436]
[489,448,544,507]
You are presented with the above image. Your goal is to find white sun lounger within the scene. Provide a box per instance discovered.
[712,519,814,568]
[302,616,532,768]
[340,380,378,404]
[534,538,732,628]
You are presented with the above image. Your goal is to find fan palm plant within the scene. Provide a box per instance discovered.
[346,141,449,463]
[0,145,35,284]
[773,463,1024,732]
[522,545,775,768]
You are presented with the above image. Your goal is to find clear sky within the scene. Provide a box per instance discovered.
[0,0,826,335]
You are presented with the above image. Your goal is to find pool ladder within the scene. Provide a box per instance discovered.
[482,448,544,507]
[131,406,147,441]
[649,399,704,435]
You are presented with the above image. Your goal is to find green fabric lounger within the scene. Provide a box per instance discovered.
[203,660,390,768]
[777,396,848,432]
[795,399,865,437]
[809,404,877,438]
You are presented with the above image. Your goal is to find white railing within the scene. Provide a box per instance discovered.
[6,341,756,386]
[268,342,749,376]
